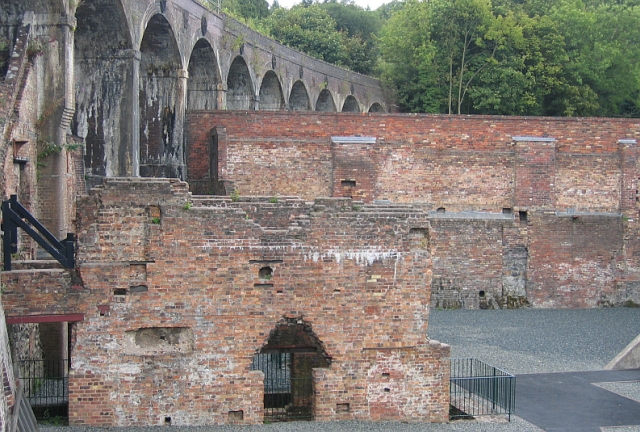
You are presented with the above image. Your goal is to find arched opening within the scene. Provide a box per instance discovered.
[227,56,254,110]
[73,0,133,178]
[315,89,336,112]
[341,95,360,112]
[187,39,221,110]
[288,80,311,111]
[368,102,385,113]
[139,14,182,179]
[251,317,331,422]
[258,71,284,111]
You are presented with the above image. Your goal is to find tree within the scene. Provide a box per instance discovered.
[264,5,350,66]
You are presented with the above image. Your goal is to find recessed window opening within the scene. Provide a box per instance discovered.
[341,180,356,187]
[259,266,273,279]
[519,211,528,222]
[436,207,446,213]
[502,208,513,215]
[113,289,127,296]
[479,290,486,298]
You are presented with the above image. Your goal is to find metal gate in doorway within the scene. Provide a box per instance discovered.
[251,352,313,421]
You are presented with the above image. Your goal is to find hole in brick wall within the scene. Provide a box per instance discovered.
[254,283,274,288]
[125,327,194,354]
[436,207,446,213]
[129,285,149,293]
[228,410,244,421]
[149,205,161,219]
[479,290,486,298]
[502,207,513,215]
[341,180,356,187]
[130,263,148,281]
[519,210,528,222]
[382,372,390,377]
[276,289,283,293]
[114,288,127,296]
[333,288,341,293]
[336,403,350,413]
[259,266,273,279]
[408,228,430,250]
[164,416,171,425]
[384,388,390,392]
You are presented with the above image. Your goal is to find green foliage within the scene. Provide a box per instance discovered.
[378,0,640,117]
[231,189,240,202]
[264,5,350,66]
[269,196,278,203]
[183,202,192,210]
[151,217,161,225]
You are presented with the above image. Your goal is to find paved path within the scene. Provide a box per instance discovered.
[516,369,640,431]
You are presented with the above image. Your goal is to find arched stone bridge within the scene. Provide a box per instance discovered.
[1,0,388,179]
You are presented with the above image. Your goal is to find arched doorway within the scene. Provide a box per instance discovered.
[288,80,310,111]
[187,39,221,110]
[315,89,336,112]
[341,95,360,112]
[138,14,182,179]
[227,56,254,110]
[251,318,331,421]
[258,71,284,110]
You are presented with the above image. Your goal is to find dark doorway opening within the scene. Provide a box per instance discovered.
[252,318,331,422]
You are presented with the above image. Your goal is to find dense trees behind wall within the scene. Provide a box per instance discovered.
[200,0,640,117]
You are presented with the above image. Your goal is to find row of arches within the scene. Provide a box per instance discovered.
[51,0,386,179]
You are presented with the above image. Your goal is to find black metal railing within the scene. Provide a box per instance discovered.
[2,194,75,271]
[251,353,313,421]
[450,358,515,421]
[17,359,69,414]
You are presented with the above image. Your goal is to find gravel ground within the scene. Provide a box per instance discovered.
[41,308,640,432]
[428,307,640,374]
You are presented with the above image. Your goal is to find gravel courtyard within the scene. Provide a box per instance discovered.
[41,308,640,432]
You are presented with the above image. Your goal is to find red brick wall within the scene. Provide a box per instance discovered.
[185,112,639,211]
[2,178,449,426]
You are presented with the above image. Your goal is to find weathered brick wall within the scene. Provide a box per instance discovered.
[2,178,449,426]
[527,213,624,308]
[184,112,640,309]
[185,112,639,211]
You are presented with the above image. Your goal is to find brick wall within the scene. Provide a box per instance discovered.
[184,112,640,309]
[185,112,639,211]
[2,178,449,426]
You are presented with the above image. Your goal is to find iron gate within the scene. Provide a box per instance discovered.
[18,359,69,419]
[251,352,313,421]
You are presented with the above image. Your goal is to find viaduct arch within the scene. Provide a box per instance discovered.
[1,0,388,184]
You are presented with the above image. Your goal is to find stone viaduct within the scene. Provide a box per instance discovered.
[1,0,387,238]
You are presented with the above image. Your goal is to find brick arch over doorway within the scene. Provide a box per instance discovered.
[252,317,331,421]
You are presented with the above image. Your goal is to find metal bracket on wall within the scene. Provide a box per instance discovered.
[2,195,75,271]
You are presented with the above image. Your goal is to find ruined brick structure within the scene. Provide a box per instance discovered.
[2,179,450,425]
[186,112,640,309]
[2,0,640,427]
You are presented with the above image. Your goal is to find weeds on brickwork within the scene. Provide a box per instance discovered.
[151,217,161,224]
[269,196,278,203]
[183,202,192,210]
[37,140,83,169]
[27,36,50,59]
[352,205,362,211]
[231,189,240,202]
[623,300,640,308]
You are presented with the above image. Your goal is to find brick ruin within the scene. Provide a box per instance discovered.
[2,2,640,424]
[2,179,450,425]
[186,112,640,309]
